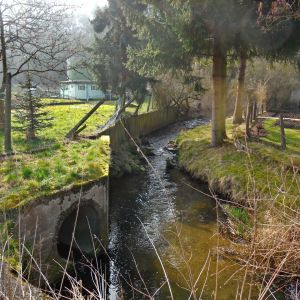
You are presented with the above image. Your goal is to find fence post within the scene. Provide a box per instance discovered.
[280,114,286,150]
[246,100,252,138]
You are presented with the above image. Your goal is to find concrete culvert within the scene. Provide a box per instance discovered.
[57,205,101,259]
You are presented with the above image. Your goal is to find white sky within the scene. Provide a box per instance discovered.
[67,0,108,17]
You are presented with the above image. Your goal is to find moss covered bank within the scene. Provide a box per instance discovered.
[176,119,300,295]
[176,119,300,208]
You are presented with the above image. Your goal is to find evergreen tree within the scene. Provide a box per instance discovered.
[125,0,261,146]
[91,0,149,113]
[124,0,300,145]
[14,74,52,141]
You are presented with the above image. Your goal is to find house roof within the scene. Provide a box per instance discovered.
[67,67,93,81]
[60,80,97,84]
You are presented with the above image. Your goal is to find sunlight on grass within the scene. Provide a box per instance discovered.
[262,119,300,153]
[0,99,153,209]
[0,137,110,210]
[0,100,152,153]
[176,120,300,208]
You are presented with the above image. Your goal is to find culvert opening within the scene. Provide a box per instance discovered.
[57,205,101,260]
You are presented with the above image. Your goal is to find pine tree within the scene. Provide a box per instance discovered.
[125,0,260,146]
[124,0,300,145]
[91,0,149,113]
[14,74,52,141]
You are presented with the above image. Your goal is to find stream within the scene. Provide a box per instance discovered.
[107,119,260,300]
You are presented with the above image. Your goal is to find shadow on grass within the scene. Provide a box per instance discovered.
[0,129,58,154]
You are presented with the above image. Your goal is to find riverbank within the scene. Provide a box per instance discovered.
[0,137,110,210]
[108,119,262,300]
[0,99,154,208]
[176,119,300,208]
[176,118,300,296]
[0,108,186,299]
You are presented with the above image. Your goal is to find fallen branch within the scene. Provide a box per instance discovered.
[65,99,105,140]
[94,98,135,136]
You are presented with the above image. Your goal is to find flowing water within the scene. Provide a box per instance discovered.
[108,120,262,300]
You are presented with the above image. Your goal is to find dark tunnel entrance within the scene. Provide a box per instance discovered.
[57,205,101,259]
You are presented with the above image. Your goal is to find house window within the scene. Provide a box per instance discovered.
[91,85,98,91]
[78,84,85,91]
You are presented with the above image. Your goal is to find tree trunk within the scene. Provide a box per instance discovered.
[121,93,126,110]
[0,99,4,130]
[246,100,252,138]
[0,9,7,93]
[26,129,36,141]
[211,37,227,147]
[250,103,253,121]
[4,73,12,153]
[0,9,7,127]
[134,103,141,115]
[66,99,105,139]
[253,102,257,121]
[233,53,247,124]
[280,114,286,150]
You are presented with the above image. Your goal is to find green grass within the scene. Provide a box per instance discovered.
[0,136,110,210]
[223,205,252,236]
[176,119,300,208]
[0,101,114,209]
[0,102,115,153]
[0,99,153,209]
[0,100,153,153]
[261,119,300,152]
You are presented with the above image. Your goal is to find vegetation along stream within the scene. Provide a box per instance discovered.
[105,120,282,300]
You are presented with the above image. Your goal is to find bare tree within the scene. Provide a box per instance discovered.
[0,0,80,153]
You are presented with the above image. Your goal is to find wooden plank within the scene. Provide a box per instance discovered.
[66,99,105,139]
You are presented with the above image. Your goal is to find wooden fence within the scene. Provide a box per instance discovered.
[99,108,179,148]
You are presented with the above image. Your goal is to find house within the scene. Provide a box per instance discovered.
[60,67,109,100]
[60,80,105,100]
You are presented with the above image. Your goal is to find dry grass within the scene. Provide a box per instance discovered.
[177,120,300,297]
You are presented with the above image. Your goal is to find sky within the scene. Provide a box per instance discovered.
[68,0,108,17]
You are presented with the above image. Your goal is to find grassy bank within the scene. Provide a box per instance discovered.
[0,101,115,209]
[0,136,110,210]
[0,99,154,209]
[176,118,300,290]
[0,99,152,153]
[0,102,115,153]
[176,119,300,208]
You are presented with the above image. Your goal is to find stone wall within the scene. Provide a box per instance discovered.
[18,179,109,284]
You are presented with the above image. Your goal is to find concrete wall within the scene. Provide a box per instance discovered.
[13,109,180,285]
[18,179,109,284]
[101,108,179,148]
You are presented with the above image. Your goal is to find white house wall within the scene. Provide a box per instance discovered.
[60,83,105,100]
